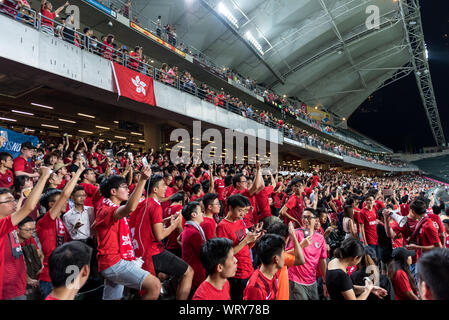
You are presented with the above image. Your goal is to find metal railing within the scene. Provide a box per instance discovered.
[0,3,412,169]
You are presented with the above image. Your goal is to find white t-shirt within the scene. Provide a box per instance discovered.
[63,206,95,240]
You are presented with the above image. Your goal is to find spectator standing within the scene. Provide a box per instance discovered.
[62,186,94,242]
[0,152,14,189]
[387,248,419,300]
[13,142,38,178]
[156,16,162,38]
[40,0,69,36]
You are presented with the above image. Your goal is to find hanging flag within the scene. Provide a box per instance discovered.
[111,62,156,106]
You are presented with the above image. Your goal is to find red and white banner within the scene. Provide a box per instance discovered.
[111,62,156,106]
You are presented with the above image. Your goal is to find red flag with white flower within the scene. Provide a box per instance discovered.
[111,62,156,106]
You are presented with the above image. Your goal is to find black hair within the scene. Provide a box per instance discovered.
[18,216,34,228]
[410,199,427,215]
[81,168,93,181]
[388,254,417,294]
[303,207,318,218]
[0,187,10,196]
[40,189,62,211]
[170,192,185,204]
[417,248,449,299]
[334,238,365,259]
[232,173,245,187]
[256,234,285,265]
[99,175,126,199]
[174,175,183,183]
[182,201,201,221]
[191,183,202,195]
[227,193,251,210]
[145,174,164,194]
[202,193,218,210]
[13,175,30,193]
[48,241,92,288]
[0,152,12,163]
[150,164,162,174]
[266,222,289,239]
[224,175,233,187]
[71,185,85,196]
[431,205,442,215]
[200,238,233,276]
[442,219,449,225]
[343,205,354,219]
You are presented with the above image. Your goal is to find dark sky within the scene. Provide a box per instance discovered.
[348,0,449,153]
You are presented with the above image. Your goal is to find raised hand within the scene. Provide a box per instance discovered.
[140,165,152,180]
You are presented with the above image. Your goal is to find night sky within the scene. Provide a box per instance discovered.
[348,0,449,153]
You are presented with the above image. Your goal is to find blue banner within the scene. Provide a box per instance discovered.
[0,126,39,159]
[83,0,117,19]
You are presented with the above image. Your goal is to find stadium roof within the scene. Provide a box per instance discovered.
[132,0,411,122]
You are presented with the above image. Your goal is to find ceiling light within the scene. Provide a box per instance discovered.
[131,132,142,136]
[58,118,77,124]
[114,121,119,124]
[115,136,126,139]
[31,103,54,109]
[78,130,93,134]
[41,124,59,129]
[218,2,239,29]
[139,139,146,143]
[77,113,95,118]
[11,110,34,116]
[0,117,17,122]
[95,125,110,130]
[245,31,264,55]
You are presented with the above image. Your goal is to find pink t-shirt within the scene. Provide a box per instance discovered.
[286,229,327,285]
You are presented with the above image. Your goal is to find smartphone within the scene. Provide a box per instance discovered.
[142,156,149,166]
[303,229,310,238]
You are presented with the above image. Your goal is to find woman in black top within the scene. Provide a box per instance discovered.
[326,238,387,300]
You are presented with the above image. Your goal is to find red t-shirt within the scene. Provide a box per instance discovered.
[353,207,362,234]
[94,203,122,272]
[164,204,183,250]
[128,198,164,275]
[192,280,230,300]
[36,211,71,282]
[0,216,15,298]
[284,194,304,225]
[445,232,449,248]
[400,204,410,216]
[0,170,13,188]
[427,213,444,234]
[40,8,56,27]
[13,156,33,174]
[162,186,175,213]
[271,191,282,209]
[374,200,385,212]
[360,207,378,245]
[392,269,415,300]
[45,294,59,300]
[181,224,205,288]
[255,186,274,220]
[1,228,27,299]
[229,189,257,228]
[311,176,320,188]
[201,216,216,240]
[243,268,278,300]
[214,178,226,201]
[216,218,253,279]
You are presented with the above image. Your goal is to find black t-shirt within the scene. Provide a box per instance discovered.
[326,268,354,300]
[376,224,393,262]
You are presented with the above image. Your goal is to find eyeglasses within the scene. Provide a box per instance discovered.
[302,216,315,220]
[119,184,129,190]
[20,228,35,232]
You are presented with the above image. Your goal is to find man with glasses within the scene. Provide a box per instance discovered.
[201,193,220,240]
[286,208,328,300]
[0,166,51,300]
[62,186,94,243]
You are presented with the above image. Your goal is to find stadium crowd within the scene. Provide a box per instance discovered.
[0,135,448,301]
[0,0,398,165]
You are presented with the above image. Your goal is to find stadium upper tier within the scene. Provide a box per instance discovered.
[6,0,400,155]
[0,5,417,171]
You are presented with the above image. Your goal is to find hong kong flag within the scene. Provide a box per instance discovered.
[111,62,156,106]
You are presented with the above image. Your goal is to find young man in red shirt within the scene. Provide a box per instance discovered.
[45,241,92,300]
[216,193,263,300]
[383,199,442,264]
[228,162,264,229]
[0,152,14,189]
[36,164,84,299]
[279,178,305,227]
[201,193,220,240]
[129,174,193,300]
[243,234,284,300]
[0,166,50,300]
[95,166,161,300]
[164,192,184,257]
[40,0,69,35]
[79,168,99,207]
[180,201,206,293]
[13,142,38,178]
[193,237,237,300]
[359,195,379,258]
